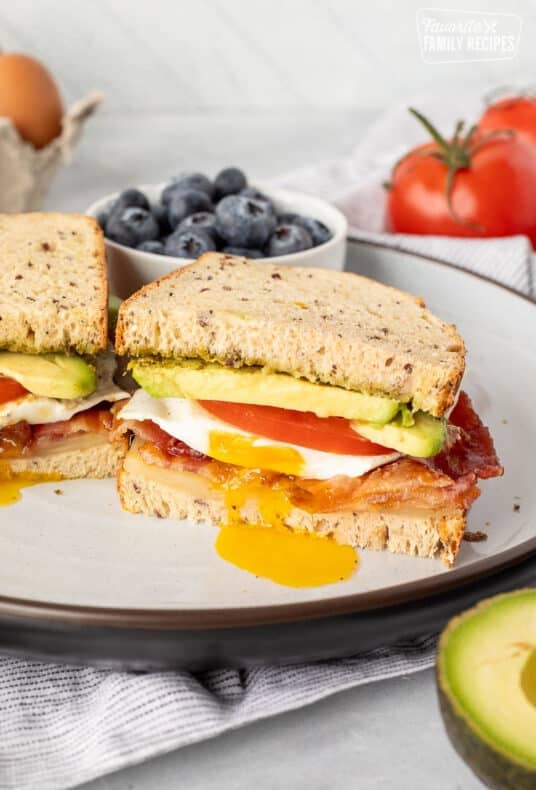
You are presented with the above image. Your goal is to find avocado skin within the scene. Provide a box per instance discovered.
[437,681,535,790]
[437,591,536,790]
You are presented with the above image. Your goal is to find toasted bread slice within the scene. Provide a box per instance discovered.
[8,433,127,479]
[115,253,464,417]
[0,213,107,355]
[118,445,466,567]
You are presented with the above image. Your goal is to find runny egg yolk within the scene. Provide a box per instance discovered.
[0,465,61,507]
[213,465,358,588]
[208,430,305,475]
[215,524,358,588]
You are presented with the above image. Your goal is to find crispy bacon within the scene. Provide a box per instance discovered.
[0,422,33,457]
[32,408,113,444]
[118,418,208,462]
[135,440,480,514]
[431,392,503,481]
[290,459,480,513]
[0,408,116,457]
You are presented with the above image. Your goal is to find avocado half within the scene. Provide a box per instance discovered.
[437,589,536,790]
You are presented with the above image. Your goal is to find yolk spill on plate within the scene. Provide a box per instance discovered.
[214,468,358,587]
[208,431,305,475]
[0,467,61,507]
[216,524,358,587]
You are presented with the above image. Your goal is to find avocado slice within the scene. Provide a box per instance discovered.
[108,294,122,338]
[129,358,400,424]
[351,410,446,457]
[437,590,536,790]
[0,352,97,399]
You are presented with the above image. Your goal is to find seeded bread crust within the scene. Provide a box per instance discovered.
[7,434,127,479]
[115,253,464,417]
[0,213,108,354]
[117,450,465,566]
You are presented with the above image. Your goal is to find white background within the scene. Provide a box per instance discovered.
[2,0,536,210]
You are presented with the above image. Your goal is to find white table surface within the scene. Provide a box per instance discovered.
[44,109,481,790]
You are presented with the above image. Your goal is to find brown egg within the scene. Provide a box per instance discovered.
[0,53,63,149]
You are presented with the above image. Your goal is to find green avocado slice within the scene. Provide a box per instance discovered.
[437,590,536,790]
[129,358,400,424]
[0,352,96,399]
[351,411,446,457]
[108,294,123,338]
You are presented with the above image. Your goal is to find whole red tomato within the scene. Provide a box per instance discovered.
[386,108,536,246]
[479,95,536,147]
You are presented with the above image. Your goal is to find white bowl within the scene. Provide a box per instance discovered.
[86,183,348,298]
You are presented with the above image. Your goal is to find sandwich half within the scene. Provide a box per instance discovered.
[115,253,502,567]
[0,213,128,481]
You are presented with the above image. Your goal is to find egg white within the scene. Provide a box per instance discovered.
[119,389,400,480]
[0,351,129,429]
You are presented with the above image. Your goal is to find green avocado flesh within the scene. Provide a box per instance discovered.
[0,352,97,399]
[129,358,401,424]
[352,411,446,458]
[108,294,122,336]
[437,590,536,790]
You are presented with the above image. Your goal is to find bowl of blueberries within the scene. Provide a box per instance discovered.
[86,167,348,297]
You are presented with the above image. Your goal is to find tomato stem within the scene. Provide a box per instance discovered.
[408,107,450,153]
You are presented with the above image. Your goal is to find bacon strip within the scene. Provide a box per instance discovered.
[32,408,113,443]
[289,458,480,513]
[0,422,33,458]
[116,418,207,461]
[431,392,503,481]
[134,438,480,514]
[0,407,116,457]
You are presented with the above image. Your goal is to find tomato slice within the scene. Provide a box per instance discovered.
[198,401,392,456]
[0,376,28,405]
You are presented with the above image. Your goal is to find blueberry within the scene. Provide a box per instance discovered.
[213,167,247,201]
[223,246,264,259]
[161,173,213,205]
[108,188,150,223]
[152,202,172,236]
[168,189,213,228]
[240,187,275,212]
[265,224,313,257]
[215,195,276,248]
[107,207,159,248]
[137,240,165,254]
[164,228,216,259]
[178,211,219,241]
[292,215,332,246]
[277,212,299,225]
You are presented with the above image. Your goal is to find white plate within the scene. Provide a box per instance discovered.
[0,241,534,634]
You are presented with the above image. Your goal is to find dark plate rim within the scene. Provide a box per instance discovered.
[1,238,534,631]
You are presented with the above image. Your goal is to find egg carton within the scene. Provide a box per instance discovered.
[0,92,102,212]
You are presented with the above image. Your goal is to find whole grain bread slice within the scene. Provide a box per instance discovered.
[0,213,108,355]
[115,253,465,417]
[118,445,466,567]
[8,433,127,479]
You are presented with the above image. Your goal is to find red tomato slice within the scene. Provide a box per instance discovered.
[0,376,28,405]
[198,401,392,456]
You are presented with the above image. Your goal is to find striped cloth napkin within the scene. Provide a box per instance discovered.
[0,636,436,790]
[1,94,534,790]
